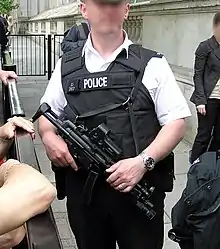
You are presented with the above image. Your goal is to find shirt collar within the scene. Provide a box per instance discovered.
[82,30,131,59]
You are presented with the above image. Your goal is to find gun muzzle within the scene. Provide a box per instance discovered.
[31,103,51,122]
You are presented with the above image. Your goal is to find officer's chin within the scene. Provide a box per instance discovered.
[97,26,122,36]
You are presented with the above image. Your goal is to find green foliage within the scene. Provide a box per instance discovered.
[0,0,19,15]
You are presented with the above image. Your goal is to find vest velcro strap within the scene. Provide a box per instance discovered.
[64,46,83,63]
[62,56,84,77]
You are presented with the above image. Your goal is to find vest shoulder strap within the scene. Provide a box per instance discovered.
[115,44,163,72]
[129,44,163,61]
[61,42,85,76]
[63,41,85,62]
[124,44,163,105]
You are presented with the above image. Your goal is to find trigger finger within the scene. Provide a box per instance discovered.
[65,153,77,170]
[53,159,64,168]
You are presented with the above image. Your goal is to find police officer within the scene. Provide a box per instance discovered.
[38,0,191,248]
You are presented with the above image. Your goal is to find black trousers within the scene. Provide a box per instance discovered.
[191,98,220,163]
[65,167,165,249]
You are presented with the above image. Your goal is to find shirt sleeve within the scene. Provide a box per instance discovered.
[142,56,191,126]
[40,58,67,116]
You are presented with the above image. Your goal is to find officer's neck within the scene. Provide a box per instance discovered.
[215,34,220,44]
[90,30,124,59]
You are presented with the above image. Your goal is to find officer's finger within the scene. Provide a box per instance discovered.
[55,153,70,167]
[60,156,73,167]
[110,177,124,187]
[106,170,120,184]
[106,162,120,173]
[65,153,78,171]
[121,185,133,193]
[52,159,65,167]
[116,183,128,192]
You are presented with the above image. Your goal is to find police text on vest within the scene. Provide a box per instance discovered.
[84,77,108,89]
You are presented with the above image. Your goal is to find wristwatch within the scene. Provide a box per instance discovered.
[139,152,155,171]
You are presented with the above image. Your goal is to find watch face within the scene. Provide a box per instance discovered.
[139,152,155,171]
[145,157,155,171]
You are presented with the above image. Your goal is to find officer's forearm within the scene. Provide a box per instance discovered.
[143,119,186,162]
[38,116,57,140]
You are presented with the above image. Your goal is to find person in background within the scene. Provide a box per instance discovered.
[0,116,57,249]
[61,22,90,53]
[190,12,220,163]
[0,15,9,51]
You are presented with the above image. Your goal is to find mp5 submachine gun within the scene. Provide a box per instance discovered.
[32,103,156,220]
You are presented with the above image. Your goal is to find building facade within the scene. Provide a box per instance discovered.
[11,0,220,143]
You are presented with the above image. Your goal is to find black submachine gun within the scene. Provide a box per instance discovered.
[32,103,156,220]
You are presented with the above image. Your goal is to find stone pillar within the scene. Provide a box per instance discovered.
[57,21,64,34]
[32,22,35,34]
[38,21,42,34]
[46,21,51,35]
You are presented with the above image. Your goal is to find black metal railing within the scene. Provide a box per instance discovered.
[6,34,64,80]
[8,35,46,76]
[1,47,63,249]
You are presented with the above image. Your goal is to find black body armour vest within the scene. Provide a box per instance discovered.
[61,44,174,192]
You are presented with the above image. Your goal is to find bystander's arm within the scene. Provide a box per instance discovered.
[0,159,57,235]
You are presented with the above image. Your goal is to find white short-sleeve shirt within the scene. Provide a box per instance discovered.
[40,32,191,126]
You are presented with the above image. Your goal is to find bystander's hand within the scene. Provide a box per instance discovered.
[0,117,35,140]
[0,70,17,85]
[197,104,206,115]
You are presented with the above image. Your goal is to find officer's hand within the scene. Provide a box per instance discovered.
[196,104,206,115]
[0,117,35,140]
[106,156,146,192]
[42,132,78,170]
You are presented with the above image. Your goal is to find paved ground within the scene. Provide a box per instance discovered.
[16,75,191,249]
